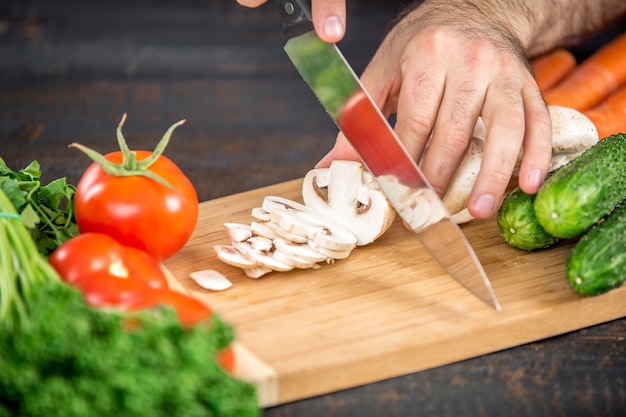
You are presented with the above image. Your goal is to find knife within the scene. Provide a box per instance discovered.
[274,0,501,311]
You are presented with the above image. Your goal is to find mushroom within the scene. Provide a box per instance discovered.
[302,160,396,246]
[214,194,360,279]
[439,105,599,224]
[548,105,598,170]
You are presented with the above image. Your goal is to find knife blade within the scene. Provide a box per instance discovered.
[274,0,501,311]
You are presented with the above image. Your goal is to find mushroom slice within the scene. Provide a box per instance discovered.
[397,187,447,233]
[308,225,357,252]
[264,220,310,244]
[189,269,233,291]
[248,235,274,252]
[302,161,396,246]
[273,249,318,269]
[251,207,271,221]
[250,221,281,240]
[243,266,273,279]
[307,240,353,260]
[273,237,328,263]
[224,223,253,243]
[214,245,258,269]
[245,249,294,272]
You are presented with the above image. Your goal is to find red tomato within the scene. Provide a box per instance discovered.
[74,150,198,260]
[217,344,236,373]
[49,233,169,309]
[155,290,212,326]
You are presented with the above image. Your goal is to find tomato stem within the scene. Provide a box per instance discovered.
[69,114,186,190]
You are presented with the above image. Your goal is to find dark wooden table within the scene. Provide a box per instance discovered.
[2,1,626,416]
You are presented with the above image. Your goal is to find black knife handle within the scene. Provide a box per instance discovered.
[274,0,314,38]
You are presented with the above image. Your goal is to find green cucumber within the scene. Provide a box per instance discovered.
[566,200,626,296]
[534,133,626,239]
[497,186,558,251]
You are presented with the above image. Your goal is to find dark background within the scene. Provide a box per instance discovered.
[1,1,626,416]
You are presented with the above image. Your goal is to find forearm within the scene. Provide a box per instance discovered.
[396,0,626,57]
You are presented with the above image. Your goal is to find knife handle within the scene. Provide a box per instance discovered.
[274,0,314,38]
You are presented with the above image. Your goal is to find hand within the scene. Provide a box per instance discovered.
[236,0,346,43]
[317,3,553,219]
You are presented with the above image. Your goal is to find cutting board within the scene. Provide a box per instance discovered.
[163,178,626,407]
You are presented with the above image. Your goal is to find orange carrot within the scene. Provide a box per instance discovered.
[584,83,626,139]
[530,48,577,92]
[542,31,626,111]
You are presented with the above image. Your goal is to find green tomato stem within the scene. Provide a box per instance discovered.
[69,113,186,191]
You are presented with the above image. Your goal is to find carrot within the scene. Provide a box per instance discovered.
[584,83,626,139]
[542,31,626,111]
[530,48,577,92]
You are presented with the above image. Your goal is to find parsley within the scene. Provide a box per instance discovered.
[0,157,79,256]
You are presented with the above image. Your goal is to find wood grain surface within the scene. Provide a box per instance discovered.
[163,178,626,407]
[3,1,626,415]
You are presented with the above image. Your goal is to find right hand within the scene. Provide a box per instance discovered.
[236,0,346,43]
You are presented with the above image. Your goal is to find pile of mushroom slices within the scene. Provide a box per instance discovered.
[214,160,396,278]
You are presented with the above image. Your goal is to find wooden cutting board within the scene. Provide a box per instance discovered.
[163,178,626,408]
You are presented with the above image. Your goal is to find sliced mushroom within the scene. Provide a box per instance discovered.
[189,270,233,291]
[243,266,273,279]
[214,245,258,269]
[245,248,294,272]
[224,223,253,243]
[302,160,396,246]
[274,237,328,263]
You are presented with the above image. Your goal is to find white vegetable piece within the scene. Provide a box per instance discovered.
[440,106,598,224]
[223,223,253,243]
[189,270,233,291]
[302,160,396,246]
[214,244,258,268]
[214,193,362,278]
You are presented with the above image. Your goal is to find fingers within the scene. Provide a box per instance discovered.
[311,0,346,43]
[395,30,487,196]
[466,74,552,218]
[236,0,267,7]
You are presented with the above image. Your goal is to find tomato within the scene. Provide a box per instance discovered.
[74,150,198,260]
[217,344,236,373]
[155,289,212,326]
[49,233,169,309]
[72,117,198,260]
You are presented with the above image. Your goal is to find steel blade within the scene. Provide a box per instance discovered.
[283,29,501,311]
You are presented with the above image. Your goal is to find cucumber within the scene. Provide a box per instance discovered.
[534,133,626,239]
[497,186,558,251]
[566,200,626,296]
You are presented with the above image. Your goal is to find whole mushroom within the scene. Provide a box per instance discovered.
[302,160,396,246]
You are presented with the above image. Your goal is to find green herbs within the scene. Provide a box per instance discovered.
[0,281,260,417]
[0,188,62,331]
[0,157,78,256]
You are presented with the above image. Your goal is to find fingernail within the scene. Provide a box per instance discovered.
[323,15,344,40]
[528,168,543,190]
[473,194,496,217]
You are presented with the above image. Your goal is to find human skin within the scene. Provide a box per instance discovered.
[237,0,626,218]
